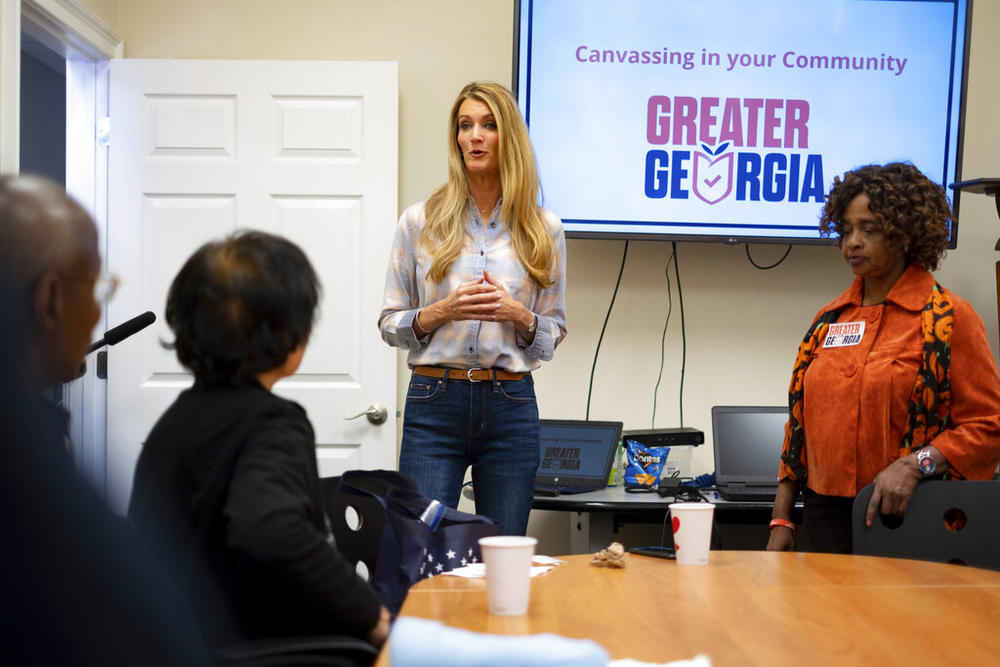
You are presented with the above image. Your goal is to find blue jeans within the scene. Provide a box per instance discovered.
[398,370,540,536]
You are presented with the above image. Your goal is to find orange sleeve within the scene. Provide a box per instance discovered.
[929,297,1000,479]
[777,418,801,482]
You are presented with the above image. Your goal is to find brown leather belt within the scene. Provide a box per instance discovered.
[413,366,528,382]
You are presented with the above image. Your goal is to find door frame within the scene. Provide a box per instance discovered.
[1,0,122,170]
[1,0,121,493]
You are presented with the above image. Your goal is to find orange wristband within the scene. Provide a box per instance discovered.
[769,518,796,534]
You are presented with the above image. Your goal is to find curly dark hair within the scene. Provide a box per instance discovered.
[819,162,951,271]
[165,230,320,386]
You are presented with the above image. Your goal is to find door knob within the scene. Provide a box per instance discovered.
[344,403,388,425]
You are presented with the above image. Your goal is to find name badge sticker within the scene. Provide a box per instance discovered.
[823,321,866,348]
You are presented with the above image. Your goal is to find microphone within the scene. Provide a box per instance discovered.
[86,311,156,354]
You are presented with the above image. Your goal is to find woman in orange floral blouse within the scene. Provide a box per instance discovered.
[767,163,1000,553]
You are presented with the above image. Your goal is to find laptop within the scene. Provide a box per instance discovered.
[711,406,788,502]
[535,419,623,495]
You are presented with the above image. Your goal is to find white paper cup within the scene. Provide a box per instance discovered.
[478,536,537,615]
[669,502,715,565]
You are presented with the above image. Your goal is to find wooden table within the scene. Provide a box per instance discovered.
[376,551,1000,666]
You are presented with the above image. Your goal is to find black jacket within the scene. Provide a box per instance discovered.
[1,394,211,666]
[128,382,381,645]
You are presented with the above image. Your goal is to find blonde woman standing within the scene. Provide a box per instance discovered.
[379,82,567,536]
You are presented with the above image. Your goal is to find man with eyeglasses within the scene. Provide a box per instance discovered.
[0,174,210,665]
[0,173,112,404]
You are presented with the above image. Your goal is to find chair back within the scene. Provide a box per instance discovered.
[852,480,1000,570]
[323,470,500,615]
[322,475,392,585]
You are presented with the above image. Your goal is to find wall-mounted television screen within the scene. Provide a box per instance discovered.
[514,0,970,246]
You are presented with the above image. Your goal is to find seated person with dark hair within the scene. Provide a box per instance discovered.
[127,230,390,654]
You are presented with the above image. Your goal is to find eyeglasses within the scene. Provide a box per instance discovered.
[60,272,120,303]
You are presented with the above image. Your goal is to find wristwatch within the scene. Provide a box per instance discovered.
[525,313,537,335]
[916,449,936,477]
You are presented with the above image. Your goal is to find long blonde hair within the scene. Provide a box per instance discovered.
[422,82,555,288]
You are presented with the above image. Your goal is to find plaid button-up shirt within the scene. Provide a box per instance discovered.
[379,201,567,373]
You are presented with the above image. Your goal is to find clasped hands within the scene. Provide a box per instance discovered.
[417,270,533,334]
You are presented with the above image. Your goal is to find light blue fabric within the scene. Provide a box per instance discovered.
[390,616,609,667]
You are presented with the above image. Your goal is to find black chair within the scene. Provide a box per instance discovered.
[852,480,1000,570]
[209,475,393,666]
[322,475,391,586]
[210,476,387,666]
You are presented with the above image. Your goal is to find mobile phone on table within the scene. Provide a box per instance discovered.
[629,545,675,559]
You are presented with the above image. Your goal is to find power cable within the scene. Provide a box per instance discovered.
[745,243,792,270]
[651,246,676,428]
[585,241,629,420]
[672,242,687,427]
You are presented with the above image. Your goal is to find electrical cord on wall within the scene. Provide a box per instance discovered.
[585,240,629,420]
[672,242,687,427]
[651,246,676,428]
[745,243,792,269]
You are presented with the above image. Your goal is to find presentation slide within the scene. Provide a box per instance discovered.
[517,0,967,242]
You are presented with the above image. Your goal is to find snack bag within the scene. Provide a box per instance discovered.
[623,439,670,489]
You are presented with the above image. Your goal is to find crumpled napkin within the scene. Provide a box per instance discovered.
[443,554,564,578]
[611,657,713,667]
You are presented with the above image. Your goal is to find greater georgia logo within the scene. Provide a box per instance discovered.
[693,142,733,204]
[644,95,824,205]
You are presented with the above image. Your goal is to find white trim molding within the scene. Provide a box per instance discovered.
[1,0,21,172]
[22,0,121,60]
[1,0,121,173]
[2,0,119,494]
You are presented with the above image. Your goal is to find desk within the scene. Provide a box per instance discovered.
[376,551,1000,666]
[532,486,803,553]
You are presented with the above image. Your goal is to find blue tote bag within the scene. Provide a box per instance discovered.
[333,470,500,615]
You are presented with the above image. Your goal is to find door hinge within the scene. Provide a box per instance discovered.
[96,350,108,379]
[97,117,111,147]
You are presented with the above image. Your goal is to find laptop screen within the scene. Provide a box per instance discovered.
[711,406,788,487]
[536,419,622,486]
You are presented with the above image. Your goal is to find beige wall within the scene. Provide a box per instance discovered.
[76,0,119,31]
[106,0,1000,552]
[114,0,514,212]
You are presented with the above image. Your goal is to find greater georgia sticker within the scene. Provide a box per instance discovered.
[823,321,865,348]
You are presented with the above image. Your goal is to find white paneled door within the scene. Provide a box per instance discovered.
[106,59,398,513]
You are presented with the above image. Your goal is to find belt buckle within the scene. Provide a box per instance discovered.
[467,367,485,382]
